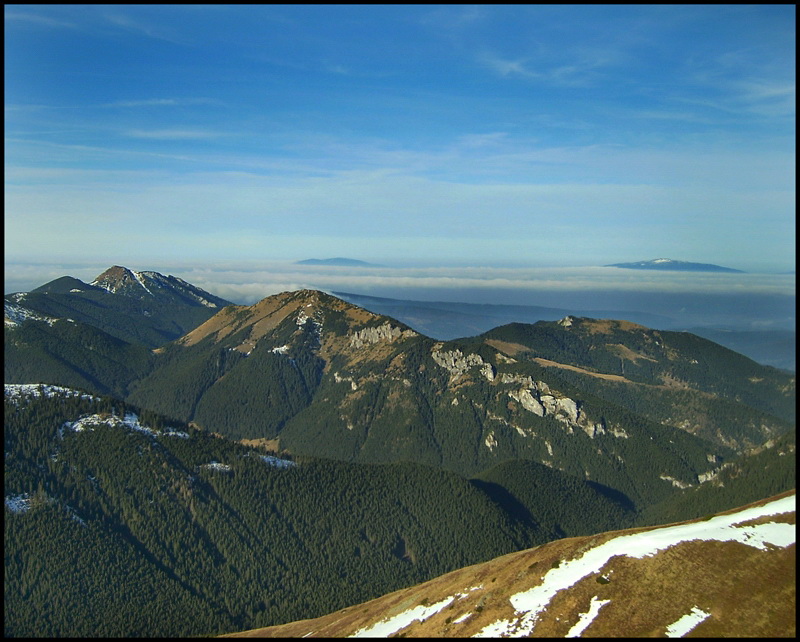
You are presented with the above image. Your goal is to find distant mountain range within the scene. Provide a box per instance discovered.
[333,291,795,371]
[4,265,796,637]
[606,258,744,273]
[332,291,676,339]
[295,257,384,267]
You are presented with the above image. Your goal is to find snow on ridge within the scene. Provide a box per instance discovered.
[350,586,482,638]
[90,276,118,293]
[4,302,59,327]
[5,383,96,402]
[60,411,188,439]
[164,274,219,307]
[474,494,795,638]
[132,270,155,296]
[201,461,232,473]
[260,455,296,469]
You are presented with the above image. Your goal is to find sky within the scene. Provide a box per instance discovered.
[4,5,796,298]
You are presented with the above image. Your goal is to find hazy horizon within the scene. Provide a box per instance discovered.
[5,259,795,334]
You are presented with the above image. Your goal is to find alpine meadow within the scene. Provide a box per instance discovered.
[4,5,795,639]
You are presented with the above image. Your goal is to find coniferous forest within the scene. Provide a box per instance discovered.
[5,384,794,637]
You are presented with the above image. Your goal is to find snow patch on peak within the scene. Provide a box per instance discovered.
[132,270,155,296]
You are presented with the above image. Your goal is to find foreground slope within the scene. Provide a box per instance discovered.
[223,490,796,638]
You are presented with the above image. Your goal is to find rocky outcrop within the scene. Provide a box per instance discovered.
[350,322,416,348]
[431,348,496,381]
[507,380,612,438]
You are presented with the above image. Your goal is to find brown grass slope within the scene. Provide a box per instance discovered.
[221,490,795,638]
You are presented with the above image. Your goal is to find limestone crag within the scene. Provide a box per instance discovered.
[507,380,613,438]
[349,322,416,349]
[431,347,496,381]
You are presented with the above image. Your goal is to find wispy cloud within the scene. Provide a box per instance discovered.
[102,98,221,108]
[3,11,78,30]
[477,48,618,87]
[478,52,539,79]
[123,129,226,141]
[102,10,190,45]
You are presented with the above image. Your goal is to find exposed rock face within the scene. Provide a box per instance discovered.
[508,389,546,417]
[431,348,495,381]
[350,322,416,348]
[506,380,613,438]
[498,373,536,388]
[333,372,358,390]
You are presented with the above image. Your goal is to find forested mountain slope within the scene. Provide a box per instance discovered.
[127,289,792,512]
[483,317,795,449]
[4,384,635,637]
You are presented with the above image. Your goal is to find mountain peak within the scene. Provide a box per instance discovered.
[295,257,384,267]
[91,266,152,295]
[606,259,744,273]
[177,288,406,350]
[87,266,230,310]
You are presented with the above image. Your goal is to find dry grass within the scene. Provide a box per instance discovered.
[605,343,658,364]
[484,339,532,357]
[533,358,632,383]
[581,319,647,335]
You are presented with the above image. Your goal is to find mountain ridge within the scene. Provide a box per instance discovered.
[295,257,384,267]
[606,258,744,273]
[6,266,233,350]
[122,288,794,515]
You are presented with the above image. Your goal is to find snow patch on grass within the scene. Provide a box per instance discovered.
[566,596,611,637]
[665,606,711,637]
[474,494,796,638]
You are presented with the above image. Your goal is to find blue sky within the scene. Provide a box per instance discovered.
[4,5,796,285]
